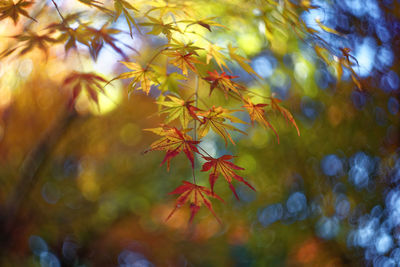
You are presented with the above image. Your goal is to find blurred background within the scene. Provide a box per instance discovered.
[0,0,400,266]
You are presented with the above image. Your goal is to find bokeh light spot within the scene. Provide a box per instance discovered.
[387,97,399,115]
[316,216,339,240]
[321,154,343,176]
[258,204,283,227]
[29,235,48,256]
[39,251,60,267]
[286,192,307,214]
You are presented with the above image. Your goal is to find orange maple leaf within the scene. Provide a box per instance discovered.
[206,44,231,72]
[197,106,247,146]
[204,70,244,98]
[182,17,226,32]
[166,181,224,224]
[109,61,157,95]
[201,155,255,200]
[144,125,200,170]
[228,44,262,79]
[242,98,280,143]
[269,96,300,136]
[163,51,203,76]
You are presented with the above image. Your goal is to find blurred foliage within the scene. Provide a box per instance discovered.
[0,0,399,266]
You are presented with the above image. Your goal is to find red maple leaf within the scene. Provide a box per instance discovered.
[201,155,255,200]
[63,71,107,107]
[184,100,202,122]
[144,125,200,170]
[204,70,244,98]
[196,106,247,146]
[166,181,224,223]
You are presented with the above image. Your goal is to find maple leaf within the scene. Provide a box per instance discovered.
[340,47,358,66]
[0,0,36,24]
[77,0,111,14]
[145,1,194,17]
[166,40,203,55]
[84,23,127,60]
[349,70,362,90]
[337,48,362,90]
[109,61,157,95]
[48,20,135,59]
[269,96,300,136]
[313,45,330,67]
[314,45,361,90]
[1,31,57,59]
[228,44,262,79]
[197,106,246,146]
[63,72,107,107]
[286,0,319,12]
[201,155,255,199]
[242,98,279,143]
[46,13,86,53]
[152,65,186,93]
[113,0,140,36]
[204,70,244,98]
[166,181,224,224]
[140,16,181,40]
[157,95,202,128]
[206,44,231,72]
[315,18,342,36]
[163,51,203,76]
[182,17,226,32]
[144,125,200,170]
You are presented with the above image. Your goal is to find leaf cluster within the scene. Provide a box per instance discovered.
[0,0,364,225]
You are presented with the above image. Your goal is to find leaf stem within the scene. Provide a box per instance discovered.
[198,145,213,158]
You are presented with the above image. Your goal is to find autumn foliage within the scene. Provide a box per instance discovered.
[0,0,363,226]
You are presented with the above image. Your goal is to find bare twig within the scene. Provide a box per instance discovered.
[51,0,65,22]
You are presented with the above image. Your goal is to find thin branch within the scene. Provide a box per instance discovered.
[51,0,65,22]
[145,47,169,70]
[194,74,199,142]
[192,74,200,184]
[192,166,196,184]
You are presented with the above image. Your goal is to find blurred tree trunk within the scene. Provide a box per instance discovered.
[0,108,78,252]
